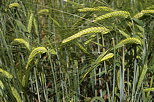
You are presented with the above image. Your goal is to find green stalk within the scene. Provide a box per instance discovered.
[102,35,111,102]
[47,52,59,102]
[120,46,125,102]
[34,67,41,102]
[112,38,116,102]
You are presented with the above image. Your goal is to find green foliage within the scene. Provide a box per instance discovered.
[91,96,105,102]
[118,30,130,38]
[0,0,154,102]
[81,51,114,82]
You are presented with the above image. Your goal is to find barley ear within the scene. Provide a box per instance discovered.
[142,10,154,14]
[9,3,20,8]
[100,53,114,62]
[38,9,49,15]
[114,37,142,49]
[27,12,33,33]
[134,10,154,18]
[137,65,148,91]
[62,27,110,43]
[11,87,22,102]
[13,38,30,50]
[25,47,47,70]
[144,88,154,92]
[33,17,39,36]
[0,68,13,79]
[78,6,113,12]
[94,11,130,22]
[134,12,144,18]
[0,80,4,89]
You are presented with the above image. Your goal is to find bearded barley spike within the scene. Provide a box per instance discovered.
[26,47,47,70]
[78,6,113,12]
[94,11,130,22]
[62,27,110,43]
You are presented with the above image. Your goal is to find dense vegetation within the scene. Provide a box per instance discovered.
[0,0,154,102]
